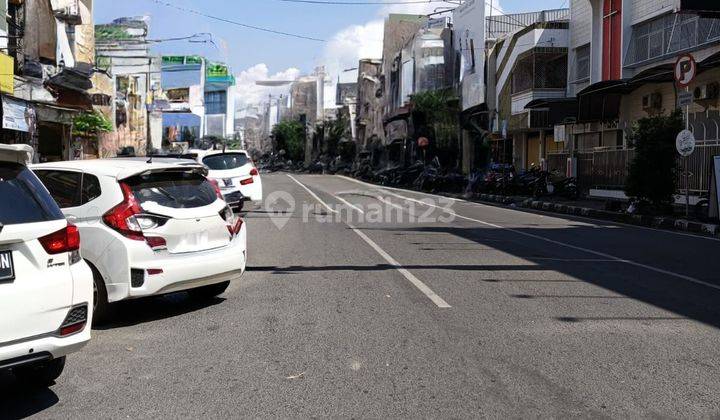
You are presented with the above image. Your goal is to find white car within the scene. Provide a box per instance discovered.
[0,144,93,387]
[187,149,262,210]
[32,158,247,323]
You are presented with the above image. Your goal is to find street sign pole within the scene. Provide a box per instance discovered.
[686,86,690,218]
[675,54,697,218]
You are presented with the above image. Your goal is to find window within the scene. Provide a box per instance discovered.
[34,170,82,208]
[512,51,567,94]
[0,163,65,225]
[625,13,720,67]
[202,153,249,171]
[167,88,190,103]
[124,171,218,209]
[81,174,102,205]
[574,45,590,82]
[205,91,227,115]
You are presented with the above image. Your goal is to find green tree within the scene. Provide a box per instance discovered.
[72,111,113,137]
[272,120,305,162]
[410,89,460,166]
[625,110,684,209]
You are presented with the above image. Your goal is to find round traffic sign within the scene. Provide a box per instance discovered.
[675,54,697,87]
[676,129,696,157]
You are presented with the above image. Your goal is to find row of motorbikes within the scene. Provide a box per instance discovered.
[260,151,580,200]
[468,164,579,199]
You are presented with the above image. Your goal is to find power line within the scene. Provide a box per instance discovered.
[275,0,454,4]
[148,0,327,42]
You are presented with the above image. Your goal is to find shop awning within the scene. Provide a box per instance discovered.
[576,64,676,122]
[525,97,578,125]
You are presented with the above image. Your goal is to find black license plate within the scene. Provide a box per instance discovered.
[0,250,14,282]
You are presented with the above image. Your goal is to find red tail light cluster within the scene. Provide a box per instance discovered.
[208,178,224,200]
[103,183,144,241]
[39,224,81,255]
[250,168,259,176]
[102,183,166,250]
[240,177,254,186]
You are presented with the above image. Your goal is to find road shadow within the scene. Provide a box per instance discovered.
[0,373,59,419]
[249,264,543,273]
[357,224,720,329]
[93,292,225,330]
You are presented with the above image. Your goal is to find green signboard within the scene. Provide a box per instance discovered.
[162,55,204,66]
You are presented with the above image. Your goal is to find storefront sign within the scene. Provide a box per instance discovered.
[2,97,32,132]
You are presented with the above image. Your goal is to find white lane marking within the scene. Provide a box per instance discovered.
[287,174,339,214]
[379,189,720,292]
[338,174,720,243]
[333,194,365,214]
[377,195,408,212]
[290,175,450,308]
[349,224,451,308]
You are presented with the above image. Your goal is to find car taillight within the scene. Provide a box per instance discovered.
[232,218,244,235]
[39,224,81,254]
[103,183,144,241]
[208,178,224,200]
[250,168,259,176]
[240,177,254,186]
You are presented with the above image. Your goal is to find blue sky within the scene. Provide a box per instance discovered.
[95,0,566,108]
[96,0,565,74]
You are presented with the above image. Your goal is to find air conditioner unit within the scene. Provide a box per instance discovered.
[694,82,720,101]
[642,93,662,111]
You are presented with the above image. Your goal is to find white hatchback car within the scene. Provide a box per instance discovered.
[187,149,262,210]
[32,158,247,323]
[0,144,93,387]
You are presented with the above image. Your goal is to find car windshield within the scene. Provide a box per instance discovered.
[125,171,217,209]
[0,162,65,225]
[202,153,249,171]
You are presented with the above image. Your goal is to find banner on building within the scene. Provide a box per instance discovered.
[0,53,13,94]
[453,0,485,111]
[2,97,33,132]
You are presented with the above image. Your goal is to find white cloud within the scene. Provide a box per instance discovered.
[233,64,300,114]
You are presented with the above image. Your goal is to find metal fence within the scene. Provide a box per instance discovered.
[486,8,570,39]
[592,148,635,190]
[678,142,720,194]
[549,145,720,195]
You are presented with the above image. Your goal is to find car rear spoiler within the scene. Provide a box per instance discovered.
[117,163,209,181]
[0,144,33,165]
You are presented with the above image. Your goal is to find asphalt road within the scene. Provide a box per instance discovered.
[4,173,720,418]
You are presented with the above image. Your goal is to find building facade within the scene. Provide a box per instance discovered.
[95,17,162,156]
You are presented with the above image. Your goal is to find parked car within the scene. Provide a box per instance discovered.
[187,149,262,211]
[32,158,247,323]
[0,144,93,387]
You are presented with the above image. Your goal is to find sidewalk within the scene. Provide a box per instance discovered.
[473,192,720,238]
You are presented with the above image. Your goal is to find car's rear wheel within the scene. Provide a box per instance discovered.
[14,357,66,388]
[88,263,110,325]
[188,281,230,299]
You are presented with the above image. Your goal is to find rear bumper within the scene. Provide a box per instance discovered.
[107,229,247,301]
[0,326,90,368]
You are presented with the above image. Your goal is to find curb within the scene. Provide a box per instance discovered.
[482,195,720,238]
[346,176,719,238]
